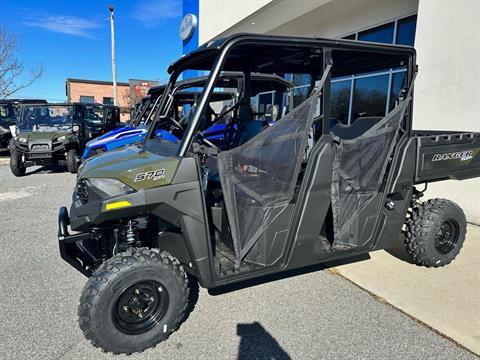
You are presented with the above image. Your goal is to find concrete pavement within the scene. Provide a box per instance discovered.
[336,226,480,355]
[0,163,476,359]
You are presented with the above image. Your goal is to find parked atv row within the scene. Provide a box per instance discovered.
[0,99,47,151]
[57,33,480,354]
[9,103,120,176]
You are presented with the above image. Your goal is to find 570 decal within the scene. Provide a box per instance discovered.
[134,169,165,182]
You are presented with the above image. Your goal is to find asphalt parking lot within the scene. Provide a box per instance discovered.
[0,163,476,360]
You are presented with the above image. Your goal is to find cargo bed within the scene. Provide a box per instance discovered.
[414,130,480,183]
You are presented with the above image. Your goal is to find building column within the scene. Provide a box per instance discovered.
[413,0,480,223]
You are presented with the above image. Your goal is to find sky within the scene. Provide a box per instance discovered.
[0,0,183,102]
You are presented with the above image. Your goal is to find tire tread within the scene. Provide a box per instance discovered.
[405,198,466,267]
[78,248,189,354]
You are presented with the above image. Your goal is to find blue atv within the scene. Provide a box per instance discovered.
[82,73,292,159]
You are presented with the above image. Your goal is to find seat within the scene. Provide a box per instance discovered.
[330,116,383,140]
[237,120,268,145]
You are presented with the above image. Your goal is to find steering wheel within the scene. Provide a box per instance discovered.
[195,132,220,153]
[164,116,184,131]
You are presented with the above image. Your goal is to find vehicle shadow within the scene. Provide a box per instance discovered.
[27,164,68,175]
[237,322,291,360]
[385,234,415,264]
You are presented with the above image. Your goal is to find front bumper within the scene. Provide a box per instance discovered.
[15,142,67,161]
[58,206,98,277]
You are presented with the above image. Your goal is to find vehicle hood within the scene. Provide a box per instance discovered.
[78,145,181,190]
[0,124,10,134]
[0,117,15,128]
[86,126,146,147]
[18,131,72,141]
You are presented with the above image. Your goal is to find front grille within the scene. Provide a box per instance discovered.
[76,179,89,204]
[32,144,50,151]
[27,152,51,159]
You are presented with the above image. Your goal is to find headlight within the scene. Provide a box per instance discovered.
[18,137,27,143]
[57,136,66,142]
[87,178,134,197]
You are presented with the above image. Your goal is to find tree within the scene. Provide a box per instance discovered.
[0,28,43,99]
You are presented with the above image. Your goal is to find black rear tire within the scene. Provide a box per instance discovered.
[10,149,26,177]
[405,198,467,267]
[67,149,78,173]
[78,248,190,354]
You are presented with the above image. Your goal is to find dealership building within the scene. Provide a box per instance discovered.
[65,78,159,121]
[181,0,480,223]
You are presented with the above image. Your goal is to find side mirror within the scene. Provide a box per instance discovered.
[73,125,80,132]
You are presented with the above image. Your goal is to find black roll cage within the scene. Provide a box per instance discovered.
[144,33,416,156]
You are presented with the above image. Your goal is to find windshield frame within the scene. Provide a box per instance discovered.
[17,104,76,133]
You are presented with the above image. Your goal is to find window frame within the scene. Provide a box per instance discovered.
[79,95,95,104]
[103,97,114,106]
[331,13,417,124]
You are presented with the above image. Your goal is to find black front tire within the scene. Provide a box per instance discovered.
[78,248,190,354]
[405,198,467,267]
[67,149,79,173]
[10,149,26,177]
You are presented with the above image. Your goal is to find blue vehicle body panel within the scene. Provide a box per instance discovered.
[82,120,273,159]
[82,124,229,159]
[82,126,148,159]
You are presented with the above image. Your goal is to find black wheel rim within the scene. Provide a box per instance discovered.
[113,280,169,335]
[434,220,459,255]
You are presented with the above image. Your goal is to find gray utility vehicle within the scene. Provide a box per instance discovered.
[10,103,119,176]
[0,99,47,150]
[58,34,480,354]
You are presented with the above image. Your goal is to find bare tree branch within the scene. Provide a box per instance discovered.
[0,28,43,99]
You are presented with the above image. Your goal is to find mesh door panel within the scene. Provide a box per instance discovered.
[331,97,411,246]
[218,94,318,264]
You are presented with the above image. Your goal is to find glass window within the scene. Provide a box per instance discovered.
[79,95,94,104]
[352,74,389,120]
[258,92,274,114]
[331,80,351,125]
[292,87,310,108]
[389,71,407,110]
[103,97,114,105]
[342,34,356,40]
[358,22,395,44]
[396,15,417,46]
[250,96,259,114]
[292,74,311,87]
[85,106,104,126]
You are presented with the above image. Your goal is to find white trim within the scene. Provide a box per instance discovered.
[348,76,355,124]
[385,69,393,114]
[392,19,398,44]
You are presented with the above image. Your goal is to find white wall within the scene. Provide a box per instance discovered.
[414,0,480,223]
[268,0,418,38]
[199,0,273,44]
[200,0,418,41]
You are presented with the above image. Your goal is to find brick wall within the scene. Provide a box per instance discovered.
[67,81,131,121]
